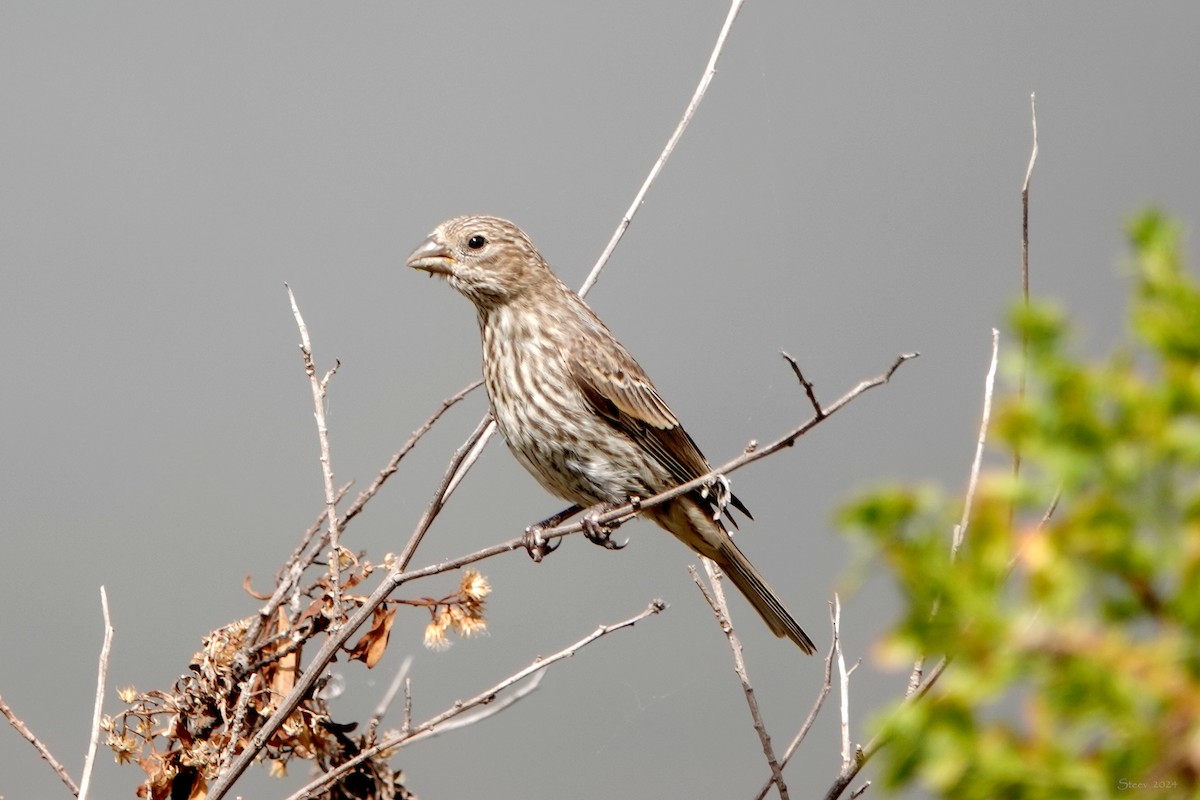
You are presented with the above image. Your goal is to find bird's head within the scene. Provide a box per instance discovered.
[406,215,551,309]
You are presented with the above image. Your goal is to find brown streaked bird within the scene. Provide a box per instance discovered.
[406,215,815,653]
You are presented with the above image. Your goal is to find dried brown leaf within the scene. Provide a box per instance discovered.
[348,607,397,668]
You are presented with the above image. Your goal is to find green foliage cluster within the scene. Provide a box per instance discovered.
[841,211,1200,799]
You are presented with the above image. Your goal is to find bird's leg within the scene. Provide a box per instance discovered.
[581,500,631,551]
[523,504,583,562]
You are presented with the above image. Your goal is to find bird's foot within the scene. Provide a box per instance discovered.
[523,524,560,562]
[522,504,583,562]
[700,474,734,522]
[582,502,629,551]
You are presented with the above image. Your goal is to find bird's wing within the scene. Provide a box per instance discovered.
[567,320,752,520]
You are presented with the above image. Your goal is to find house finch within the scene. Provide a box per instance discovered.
[406,215,815,653]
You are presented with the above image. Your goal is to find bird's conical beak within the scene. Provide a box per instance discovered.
[406,237,455,275]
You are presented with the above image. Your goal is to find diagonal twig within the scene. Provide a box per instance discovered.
[579,0,748,296]
[78,586,113,800]
[287,283,345,615]
[0,697,81,797]
[753,602,839,800]
[284,601,666,800]
[953,327,1000,558]
[823,658,947,800]
[906,330,998,695]
[1013,92,1038,491]
[692,563,788,800]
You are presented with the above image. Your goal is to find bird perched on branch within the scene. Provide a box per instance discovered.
[406,215,814,653]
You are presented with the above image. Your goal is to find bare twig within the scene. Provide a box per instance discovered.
[441,417,496,501]
[284,601,666,800]
[780,350,823,417]
[1014,92,1038,487]
[367,655,413,744]
[395,412,495,572]
[287,283,345,616]
[579,0,747,297]
[277,482,354,582]
[345,380,482,527]
[904,654,925,699]
[832,596,860,772]
[1021,92,1038,311]
[823,658,947,800]
[402,677,413,735]
[403,671,546,744]
[0,696,80,796]
[1039,487,1061,529]
[79,586,113,800]
[953,327,1000,557]
[754,603,839,800]
[216,673,260,781]
[906,331,998,694]
[692,564,788,800]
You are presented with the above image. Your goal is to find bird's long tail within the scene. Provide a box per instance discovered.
[649,497,816,654]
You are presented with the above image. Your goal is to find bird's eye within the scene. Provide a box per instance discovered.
[467,234,487,250]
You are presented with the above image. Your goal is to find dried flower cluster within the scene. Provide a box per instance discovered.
[103,560,488,798]
[422,570,490,652]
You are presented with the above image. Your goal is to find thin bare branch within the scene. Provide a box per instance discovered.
[79,586,113,800]
[953,328,1000,557]
[692,564,788,799]
[404,670,546,744]
[402,677,413,735]
[396,412,495,572]
[907,330,998,693]
[833,596,857,771]
[1039,486,1061,528]
[278,482,353,581]
[1014,92,1038,486]
[344,380,482,527]
[1,694,82,796]
[578,0,747,297]
[367,655,413,743]
[754,598,839,800]
[287,283,345,615]
[1021,92,1038,304]
[442,417,496,500]
[780,350,823,417]
[284,602,665,800]
[0,697,80,797]
[216,673,260,781]
[824,658,949,800]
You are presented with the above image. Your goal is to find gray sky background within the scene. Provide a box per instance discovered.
[3,3,1198,798]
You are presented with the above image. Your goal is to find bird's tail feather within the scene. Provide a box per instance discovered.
[650,498,816,654]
